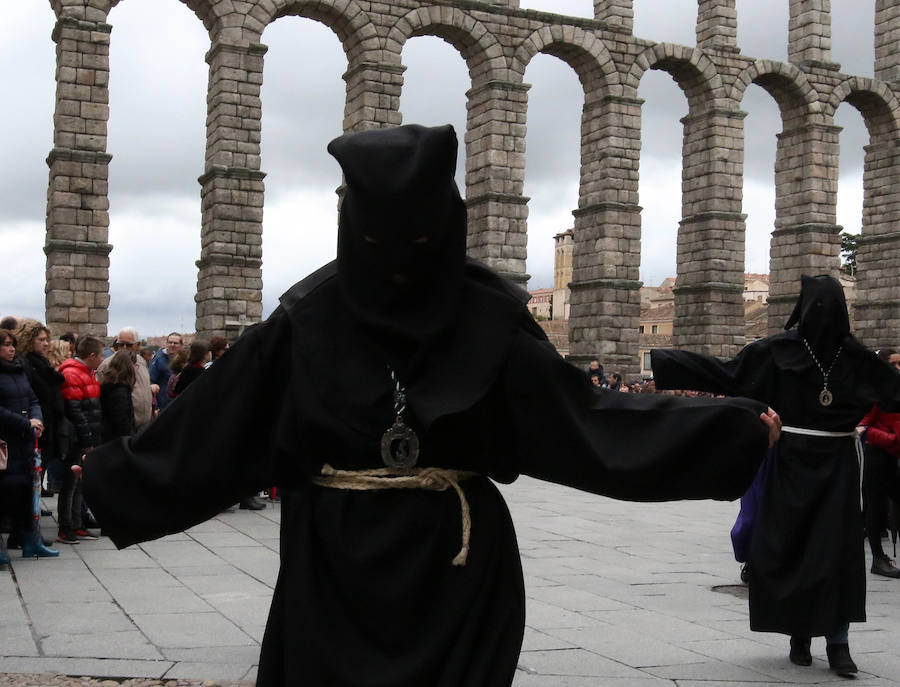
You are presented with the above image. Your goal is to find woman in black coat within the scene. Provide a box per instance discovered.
[0,329,55,561]
[100,350,136,442]
[16,320,66,493]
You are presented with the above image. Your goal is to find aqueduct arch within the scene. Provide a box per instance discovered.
[44,0,900,374]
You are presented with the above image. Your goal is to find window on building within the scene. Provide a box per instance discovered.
[639,325,644,334]
[651,325,659,334]
[642,352,651,371]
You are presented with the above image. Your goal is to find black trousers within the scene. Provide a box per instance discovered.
[863,444,900,557]
[57,459,83,532]
[0,472,33,534]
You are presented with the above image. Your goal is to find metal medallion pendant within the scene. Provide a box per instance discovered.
[819,388,833,407]
[381,415,420,468]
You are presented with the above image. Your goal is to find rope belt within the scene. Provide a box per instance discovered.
[311,463,478,567]
[781,426,864,508]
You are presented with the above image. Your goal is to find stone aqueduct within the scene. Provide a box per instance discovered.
[46,0,900,374]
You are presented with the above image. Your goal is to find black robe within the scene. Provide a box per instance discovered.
[652,333,900,637]
[84,261,771,687]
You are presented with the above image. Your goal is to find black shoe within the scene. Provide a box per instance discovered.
[6,531,21,550]
[789,636,812,666]
[239,496,266,511]
[871,555,900,578]
[826,643,858,677]
[40,508,52,517]
[740,562,751,584]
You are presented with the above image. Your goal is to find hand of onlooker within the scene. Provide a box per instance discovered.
[30,418,44,438]
[150,383,159,395]
[760,407,782,448]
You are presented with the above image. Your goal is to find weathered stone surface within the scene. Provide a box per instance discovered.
[43,1,899,354]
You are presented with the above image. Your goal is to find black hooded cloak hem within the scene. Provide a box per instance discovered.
[652,334,900,637]
[84,260,770,687]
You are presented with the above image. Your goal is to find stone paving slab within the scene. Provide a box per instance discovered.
[1,478,899,685]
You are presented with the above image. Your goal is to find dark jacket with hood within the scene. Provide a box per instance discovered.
[0,357,43,476]
[84,124,772,687]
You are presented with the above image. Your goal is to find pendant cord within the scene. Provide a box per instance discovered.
[802,338,842,391]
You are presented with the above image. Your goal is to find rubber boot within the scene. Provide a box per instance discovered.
[21,530,59,558]
[0,535,9,565]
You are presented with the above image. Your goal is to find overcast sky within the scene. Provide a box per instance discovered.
[0,0,875,336]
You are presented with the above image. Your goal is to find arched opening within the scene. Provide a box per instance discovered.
[741,82,780,295]
[259,15,346,317]
[399,35,469,194]
[519,0,591,19]
[0,3,56,319]
[522,53,581,295]
[834,104,867,283]
[107,0,208,336]
[637,69,686,290]
[633,0,696,46]
[736,0,788,62]
[831,3,874,77]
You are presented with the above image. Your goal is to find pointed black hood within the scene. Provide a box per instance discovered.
[327,124,467,353]
[784,274,850,357]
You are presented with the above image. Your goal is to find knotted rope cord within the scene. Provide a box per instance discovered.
[312,463,478,566]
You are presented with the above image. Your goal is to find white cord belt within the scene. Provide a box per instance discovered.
[781,426,864,508]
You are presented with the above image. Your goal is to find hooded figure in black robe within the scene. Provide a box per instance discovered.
[84,124,776,687]
[652,274,900,675]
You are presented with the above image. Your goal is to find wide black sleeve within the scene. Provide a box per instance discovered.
[650,343,771,403]
[83,313,297,548]
[508,330,769,502]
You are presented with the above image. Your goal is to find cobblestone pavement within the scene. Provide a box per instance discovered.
[2,478,900,686]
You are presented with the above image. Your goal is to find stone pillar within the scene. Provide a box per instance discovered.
[342,61,404,133]
[852,140,900,349]
[875,0,900,83]
[195,41,267,339]
[594,0,634,33]
[767,122,843,331]
[464,79,530,285]
[697,0,739,53]
[45,14,113,336]
[568,95,643,375]
[788,0,838,69]
[672,107,747,357]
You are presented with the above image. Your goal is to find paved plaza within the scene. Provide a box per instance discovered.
[1,477,900,686]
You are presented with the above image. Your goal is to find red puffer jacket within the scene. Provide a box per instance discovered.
[860,405,900,458]
[59,357,103,452]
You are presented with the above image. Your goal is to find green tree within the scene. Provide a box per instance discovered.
[840,232,858,276]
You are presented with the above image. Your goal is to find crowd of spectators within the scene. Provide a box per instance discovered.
[0,315,263,565]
